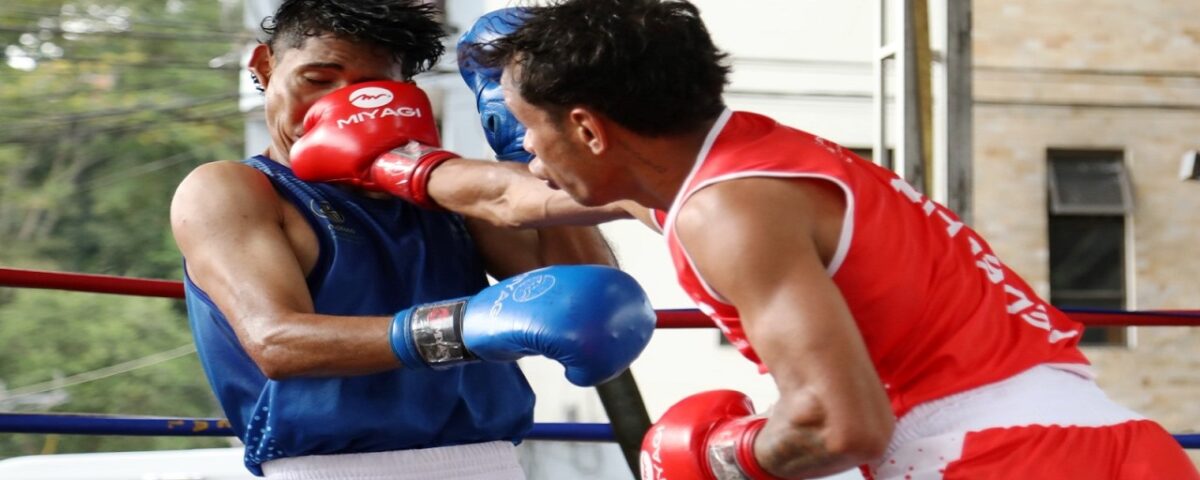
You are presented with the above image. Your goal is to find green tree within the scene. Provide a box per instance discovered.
[1,0,246,456]
[0,290,228,455]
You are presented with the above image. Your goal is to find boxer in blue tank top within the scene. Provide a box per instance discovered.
[184,157,534,474]
[170,1,614,476]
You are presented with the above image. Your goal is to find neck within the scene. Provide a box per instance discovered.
[616,116,720,211]
[265,144,289,167]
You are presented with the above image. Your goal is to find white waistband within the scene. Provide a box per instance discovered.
[884,364,1141,461]
[261,441,524,480]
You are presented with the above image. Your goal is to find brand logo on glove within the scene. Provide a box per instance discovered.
[641,425,666,480]
[335,106,423,129]
[348,86,394,108]
[512,274,555,302]
[489,270,554,318]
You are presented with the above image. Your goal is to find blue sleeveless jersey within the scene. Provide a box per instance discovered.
[183,157,534,475]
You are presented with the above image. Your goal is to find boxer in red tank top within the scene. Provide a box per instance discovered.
[417,2,1199,479]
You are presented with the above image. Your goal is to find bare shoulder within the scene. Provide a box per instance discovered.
[675,177,836,238]
[674,176,845,280]
[173,161,277,212]
[174,160,273,200]
[171,161,281,241]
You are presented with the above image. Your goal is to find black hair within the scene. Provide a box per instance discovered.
[475,0,729,136]
[261,0,447,79]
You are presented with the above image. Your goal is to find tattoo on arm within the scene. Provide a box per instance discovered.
[757,424,833,475]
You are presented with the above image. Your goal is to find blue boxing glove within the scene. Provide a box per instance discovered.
[457,8,532,162]
[390,265,656,386]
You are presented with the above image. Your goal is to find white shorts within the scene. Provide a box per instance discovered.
[261,441,524,480]
[871,364,1143,480]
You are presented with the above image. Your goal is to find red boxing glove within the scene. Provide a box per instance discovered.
[641,390,784,480]
[290,80,459,209]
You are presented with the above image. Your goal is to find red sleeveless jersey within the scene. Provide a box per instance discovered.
[661,110,1089,416]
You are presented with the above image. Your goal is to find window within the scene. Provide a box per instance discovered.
[1048,154,1132,214]
[1046,150,1132,346]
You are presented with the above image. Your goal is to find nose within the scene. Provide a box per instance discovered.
[522,134,535,157]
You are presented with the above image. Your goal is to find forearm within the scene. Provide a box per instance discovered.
[238,311,401,379]
[750,369,892,477]
[752,406,858,478]
[428,158,629,228]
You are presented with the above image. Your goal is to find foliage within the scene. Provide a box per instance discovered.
[0,290,230,455]
[0,0,246,456]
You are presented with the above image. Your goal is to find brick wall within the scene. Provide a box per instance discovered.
[973,0,1200,461]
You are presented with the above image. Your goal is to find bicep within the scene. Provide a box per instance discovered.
[465,219,616,279]
[462,219,541,279]
[171,163,313,329]
[675,179,883,411]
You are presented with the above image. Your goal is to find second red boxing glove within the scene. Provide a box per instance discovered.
[641,390,784,480]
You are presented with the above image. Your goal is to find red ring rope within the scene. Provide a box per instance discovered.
[2,267,1198,328]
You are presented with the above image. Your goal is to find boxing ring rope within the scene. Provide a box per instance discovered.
[2,266,1199,449]
[4,267,1200,327]
[0,411,1193,448]
[0,267,183,299]
[0,413,618,442]
[657,307,1200,328]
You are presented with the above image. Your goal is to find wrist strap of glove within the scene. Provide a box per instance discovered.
[373,142,460,210]
[388,299,478,369]
[706,416,783,480]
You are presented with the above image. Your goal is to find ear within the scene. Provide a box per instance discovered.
[568,107,607,155]
[247,43,275,90]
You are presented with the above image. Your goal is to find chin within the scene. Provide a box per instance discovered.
[573,191,616,208]
[564,187,602,207]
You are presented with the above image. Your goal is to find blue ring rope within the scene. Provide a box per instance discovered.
[1,413,1196,448]
[0,413,616,442]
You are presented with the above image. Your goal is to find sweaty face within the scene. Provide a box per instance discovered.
[501,68,613,206]
[249,35,404,162]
